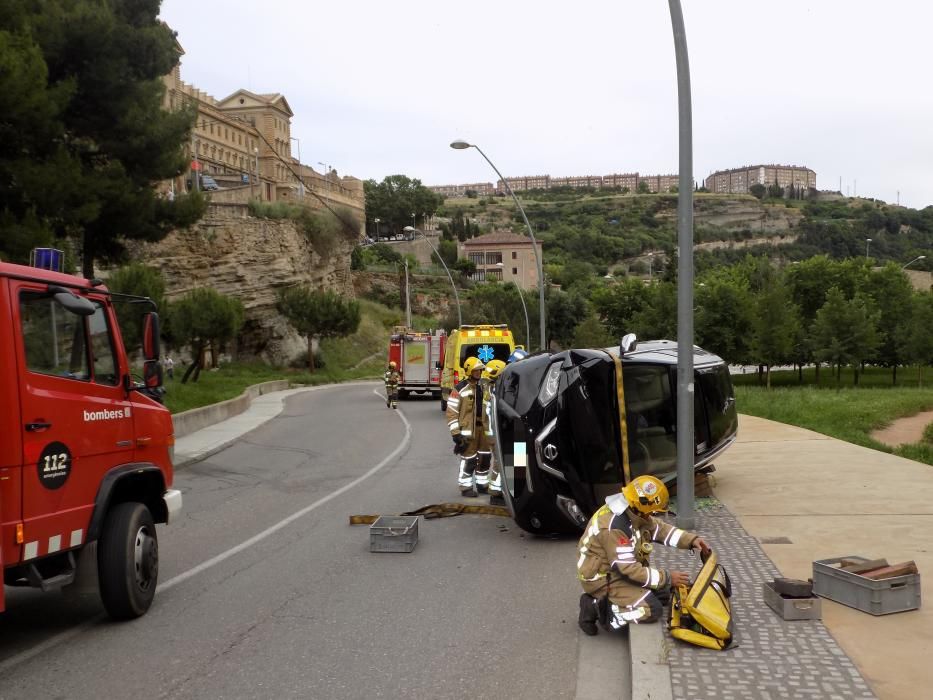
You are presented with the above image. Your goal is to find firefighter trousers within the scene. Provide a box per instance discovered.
[581,577,664,630]
[457,435,488,494]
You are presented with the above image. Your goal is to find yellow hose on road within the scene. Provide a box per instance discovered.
[349,502,510,525]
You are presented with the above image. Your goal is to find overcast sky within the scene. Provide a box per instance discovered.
[160,0,932,209]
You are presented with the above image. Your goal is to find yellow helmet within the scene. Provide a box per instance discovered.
[483,359,507,381]
[463,357,486,376]
[388,361,397,370]
[621,475,669,515]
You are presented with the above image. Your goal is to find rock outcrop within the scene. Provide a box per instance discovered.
[132,202,355,364]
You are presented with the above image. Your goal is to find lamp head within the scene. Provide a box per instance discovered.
[450,140,472,150]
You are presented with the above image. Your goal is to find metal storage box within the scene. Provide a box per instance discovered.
[812,556,921,616]
[762,581,822,620]
[369,515,419,553]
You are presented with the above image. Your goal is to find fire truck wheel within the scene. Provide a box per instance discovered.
[398,389,409,400]
[98,502,159,620]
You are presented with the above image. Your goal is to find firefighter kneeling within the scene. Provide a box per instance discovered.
[446,357,489,497]
[576,475,710,635]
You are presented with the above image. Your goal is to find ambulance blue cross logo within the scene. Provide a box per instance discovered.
[477,344,495,363]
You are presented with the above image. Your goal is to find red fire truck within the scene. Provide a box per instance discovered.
[386,327,446,400]
[0,260,180,619]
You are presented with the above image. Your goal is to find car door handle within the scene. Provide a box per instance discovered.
[25,422,53,432]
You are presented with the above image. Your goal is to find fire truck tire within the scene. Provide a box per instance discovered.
[398,389,409,400]
[98,502,158,620]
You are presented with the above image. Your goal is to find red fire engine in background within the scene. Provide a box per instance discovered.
[386,327,446,400]
[0,256,180,619]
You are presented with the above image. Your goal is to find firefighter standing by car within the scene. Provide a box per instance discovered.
[446,357,488,496]
[576,475,710,635]
[481,359,508,506]
[384,361,401,409]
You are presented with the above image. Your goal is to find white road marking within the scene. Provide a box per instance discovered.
[158,390,409,592]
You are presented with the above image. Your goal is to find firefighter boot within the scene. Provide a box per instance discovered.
[458,455,478,497]
[578,594,599,636]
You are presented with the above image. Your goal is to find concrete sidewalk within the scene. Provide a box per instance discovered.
[688,415,931,700]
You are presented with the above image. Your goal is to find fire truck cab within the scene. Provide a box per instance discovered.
[386,327,446,400]
[0,260,180,619]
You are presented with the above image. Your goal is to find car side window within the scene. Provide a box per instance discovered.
[88,302,120,386]
[19,292,90,381]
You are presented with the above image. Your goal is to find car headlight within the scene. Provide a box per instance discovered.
[537,362,562,406]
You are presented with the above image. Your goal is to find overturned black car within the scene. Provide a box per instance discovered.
[491,337,737,535]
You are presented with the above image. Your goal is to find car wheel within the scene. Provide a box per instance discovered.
[97,502,158,620]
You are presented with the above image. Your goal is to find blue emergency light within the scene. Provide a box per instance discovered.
[30,248,65,272]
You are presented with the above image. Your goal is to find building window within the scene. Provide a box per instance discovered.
[486,252,502,265]
[469,253,485,265]
[512,251,518,260]
[512,268,518,275]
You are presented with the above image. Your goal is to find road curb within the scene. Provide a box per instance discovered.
[172,381,380,469]
[172,379,291,438]
[628,623,674,700]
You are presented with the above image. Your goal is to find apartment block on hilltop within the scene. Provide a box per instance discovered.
[430,171,682,197]
[704,164,816,195]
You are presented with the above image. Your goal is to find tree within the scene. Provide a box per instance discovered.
[432,239,458,267]
[810,288,880,386]
[106,263,167,355]
[768,180,784,199]
[636,180,651,194]
[363,175,444,236]
[591,279,651,339]
[750,281,801,388]
[749,184,766,200]
[276,287,361,372]
[573,314,615,349]
[0,1,206,275]
[547,291,587,350]
[863,263,915,384]
[171,289,244,383]
[631,282,678,340]
[695,278,755,368]
[897,292,933,387]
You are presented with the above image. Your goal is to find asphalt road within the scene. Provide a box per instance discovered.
[0,383,590,699]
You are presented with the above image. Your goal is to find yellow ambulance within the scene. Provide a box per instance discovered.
[440,324,515,411]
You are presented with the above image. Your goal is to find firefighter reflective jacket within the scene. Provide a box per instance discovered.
[384,369,401,389]
[577,492,698,608]
[446,378,486,439]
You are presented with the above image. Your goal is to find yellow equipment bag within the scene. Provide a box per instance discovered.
[670,549,734,650]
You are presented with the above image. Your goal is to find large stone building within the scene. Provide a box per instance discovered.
[704,165,817,195]
[161,45,364,218]
[428,182,497,198]
[460,231,542,290]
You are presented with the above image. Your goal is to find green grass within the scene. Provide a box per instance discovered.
[163,298,401,414]
[734,367,933,466]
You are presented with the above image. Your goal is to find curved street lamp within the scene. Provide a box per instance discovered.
[496,261,530,349]
[404,226,462,327]
[449,140,546,351]
[903,254,926,270]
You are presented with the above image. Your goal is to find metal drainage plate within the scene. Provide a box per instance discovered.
[758,536,793,545]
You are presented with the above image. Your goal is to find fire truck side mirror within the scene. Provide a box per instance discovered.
[141,312,163,390]
[142,312,161,361]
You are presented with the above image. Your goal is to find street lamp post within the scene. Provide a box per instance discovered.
[450,140,546,352]
[648,253,654,281]
[496,261,530,349]
[404,226,461,326]
[254,147,260,201]
[374,217,381,239]
[903,255,926,270]
[866,238,872,259]
[290,137,303,199]
[411,212,417,236]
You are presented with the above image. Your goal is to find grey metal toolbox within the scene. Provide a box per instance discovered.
[762,581,822,620]
[812,555,921,616]
[369,515,419,553]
